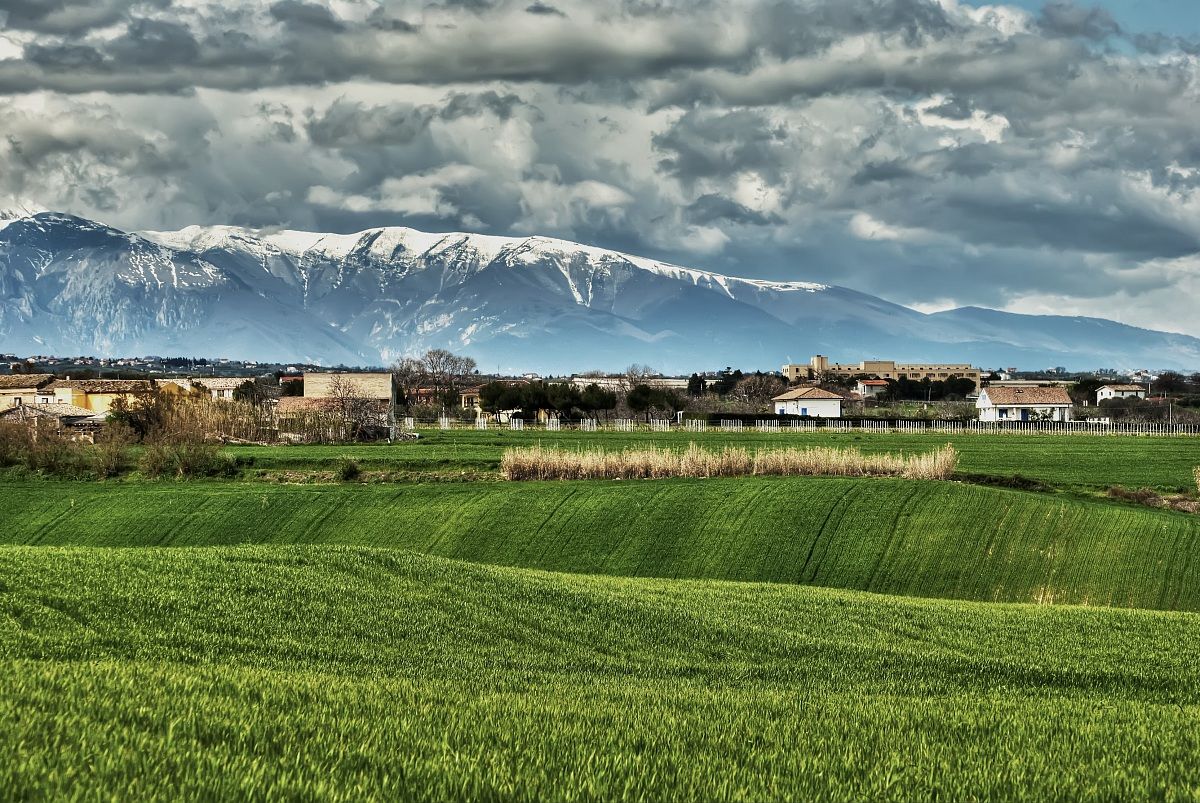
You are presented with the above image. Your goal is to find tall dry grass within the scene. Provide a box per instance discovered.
[1194,466,1200,494]
[501,443,958,481]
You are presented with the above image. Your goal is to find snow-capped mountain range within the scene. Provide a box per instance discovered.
[1,209,1198,372]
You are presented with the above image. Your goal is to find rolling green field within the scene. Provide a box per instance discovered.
[4,430,1200,799]
[3,475,1199,610]
[2,547,1199,801]
[225,429,1200,491]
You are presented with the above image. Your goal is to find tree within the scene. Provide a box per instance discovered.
[1154,371,1186,394]
[686,373,706,396]
[390,357,425,408]
[390,350,478,410]
[233,378,272,406]
[580,384,618,419]
[626,384,681,421]
[325,375,378,440]
[1070,378,1104,405]
[736,374,786,406]
[710,368,743,396]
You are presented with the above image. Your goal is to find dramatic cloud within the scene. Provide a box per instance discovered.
[2,0,1199,343]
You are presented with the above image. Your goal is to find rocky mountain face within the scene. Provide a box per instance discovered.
[0,210,1197,372]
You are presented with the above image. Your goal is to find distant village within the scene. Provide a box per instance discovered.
[2,348,1197,440]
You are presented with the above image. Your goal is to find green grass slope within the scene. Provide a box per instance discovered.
[227,429,1200,490]
[1,546,1198,801]
[4,476,1200,610]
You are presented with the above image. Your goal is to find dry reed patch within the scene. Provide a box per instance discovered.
[501,443,958,482]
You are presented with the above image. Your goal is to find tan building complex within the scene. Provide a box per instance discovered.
[782,355,982,389]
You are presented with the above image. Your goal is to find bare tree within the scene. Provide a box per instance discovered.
[389,349,477,412]
[390,356,426,409]
[736,374,787,407]
[421,349,478,409]
[622,363,658,393]
[326,375,378,440]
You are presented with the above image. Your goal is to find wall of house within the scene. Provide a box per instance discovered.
[978,403,1072,422]
[304,373,394,400]
[0,389,42,408]
[50,389,138,414]
[776,398,842,418]
[1097,389,1145,401]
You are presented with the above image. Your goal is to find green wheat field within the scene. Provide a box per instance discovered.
[3,429,1200,800]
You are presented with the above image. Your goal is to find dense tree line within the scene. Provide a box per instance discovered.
[478,381,618,420]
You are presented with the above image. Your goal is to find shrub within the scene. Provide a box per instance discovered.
[0,421,23,467]
[337,457,361,482]
[501,443,958,482]
[1107,486,1163,507]
[91,422,136,479]
[22,421,83,476]
[139,439,235,479]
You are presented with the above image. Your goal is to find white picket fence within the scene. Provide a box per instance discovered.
[402,416,1197,437]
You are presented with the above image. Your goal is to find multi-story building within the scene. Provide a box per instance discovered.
[782,355,982,389]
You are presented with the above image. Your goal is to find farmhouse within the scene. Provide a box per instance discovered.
[0,374,55,409]
[977,387,1073,422]
[46,379,155,414]
[165,377,254,400]
[855,379,889,398]
[783,355,982,389]
[772,386,844,418]
[0,402,105,437]
[1097,384,1147,402]
[460,385,483,415]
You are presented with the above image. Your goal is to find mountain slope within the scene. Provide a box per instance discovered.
[1,210,1197,370]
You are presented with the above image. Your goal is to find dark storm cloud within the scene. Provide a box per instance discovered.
[1038,0,1121,40]
[653,109,791,185]
[106,19,200,65]
[0,0,165,34]
[3,0,1200,332]
[685,194,782,226]
[524,2,564,16]
[305,91,532,147]
[268,0,346,31]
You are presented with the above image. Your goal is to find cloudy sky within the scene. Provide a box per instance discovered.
[2,0,1200,334]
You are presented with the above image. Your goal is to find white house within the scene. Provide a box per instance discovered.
[977,387,1073,422]
[772,386,844,418]
[855,379,889,398]
[1096,384,1147,403]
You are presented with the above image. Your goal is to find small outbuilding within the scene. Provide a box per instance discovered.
[772,386,844,418]
[855,379,890,398]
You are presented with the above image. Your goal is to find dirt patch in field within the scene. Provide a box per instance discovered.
[1108,485,1200,514]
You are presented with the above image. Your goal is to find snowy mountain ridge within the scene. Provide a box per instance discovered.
[1,210,1198,372]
